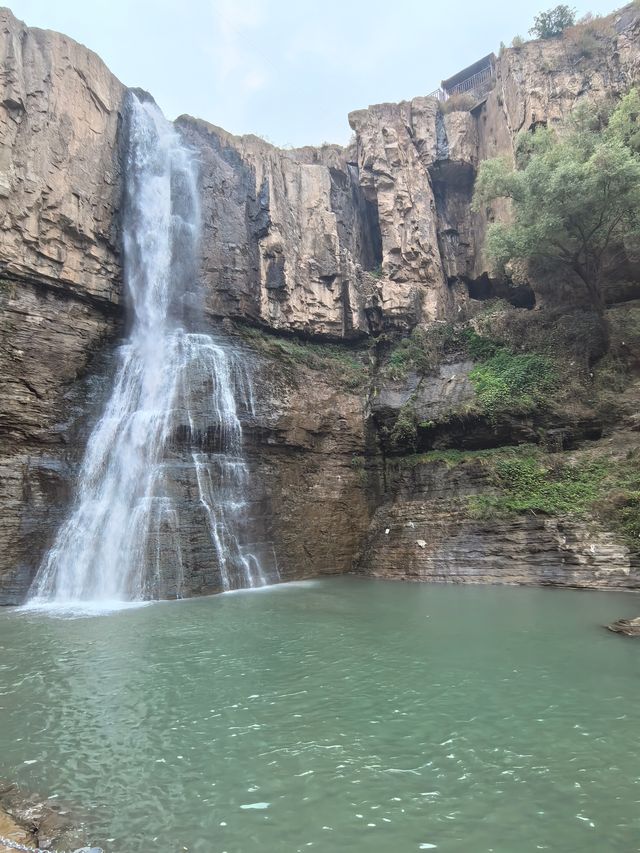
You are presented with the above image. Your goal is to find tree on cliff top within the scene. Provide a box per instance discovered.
[529,5,576,38]
[472,89,640,309]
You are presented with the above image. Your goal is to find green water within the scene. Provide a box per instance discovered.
[0,578,639,853]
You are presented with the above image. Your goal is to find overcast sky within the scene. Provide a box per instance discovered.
[8,0,621,147]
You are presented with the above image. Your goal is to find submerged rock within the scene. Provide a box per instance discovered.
[607,616,640,637]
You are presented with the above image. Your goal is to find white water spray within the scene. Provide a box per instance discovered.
[27,94,275,610]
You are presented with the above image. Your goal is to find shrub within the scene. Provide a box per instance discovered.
[469,453,607,517]
[564,15,615,60]
[463,328,502,361]
[440,92,477,114]
[469,350,557,422]
[380,325,463,380]
[511,35,525,48]
[529,5,576,39]
[473,91,640,311]
[389,399,418,451]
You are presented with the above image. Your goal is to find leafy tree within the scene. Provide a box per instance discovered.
[606,88,640,154]
[472,90,640,309]
[529,5,576,38]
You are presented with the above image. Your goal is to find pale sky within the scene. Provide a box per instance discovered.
[6,0,621,147]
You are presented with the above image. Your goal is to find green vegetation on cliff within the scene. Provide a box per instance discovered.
[400,444,640,552]
[529,5,576,39]
[380,325,462,381]
[472,448,640,550]
[236,324,370,390]
[469,350,557,423]
[380,324,559,429]
[469,451,607,517]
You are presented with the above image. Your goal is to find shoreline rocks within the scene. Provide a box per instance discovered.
[0,782,93,851]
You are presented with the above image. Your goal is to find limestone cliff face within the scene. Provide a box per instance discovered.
[356,455,640,590]
[0,7,125,602]
[348,100,481,318]
[347,4,640,301]
[2,3,640,330]
[177,118,384,339]
[2,4,640,601]
[0,7,125,302]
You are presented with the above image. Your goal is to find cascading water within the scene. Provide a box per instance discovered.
[26,93,276,609]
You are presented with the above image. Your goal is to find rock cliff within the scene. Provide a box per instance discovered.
[0,7,124,301]
[2,3,640,602]
[0,7,125,601]
[357,448,640,590]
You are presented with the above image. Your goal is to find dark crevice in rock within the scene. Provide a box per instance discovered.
[429,157,477,282]
[19,377,43,400]
[463,272,536,308]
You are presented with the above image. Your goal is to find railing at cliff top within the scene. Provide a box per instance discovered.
[427,87,447,101]
[428,65,495,103]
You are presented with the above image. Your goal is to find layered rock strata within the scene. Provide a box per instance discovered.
[3,4,640,601]
[356,456,640,589]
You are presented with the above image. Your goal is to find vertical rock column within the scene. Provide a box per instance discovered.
[348,98,451,325]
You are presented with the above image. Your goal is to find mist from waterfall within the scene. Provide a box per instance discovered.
[26,94,276,611]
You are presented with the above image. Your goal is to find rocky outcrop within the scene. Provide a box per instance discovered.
[607,616,640,636]
[355,455,640,589]
[0,7,125,302]
[349,99,481,301]
[3,3,640,602]
[177,118,384,339]
[348,99,450,323]
[496,10,638,138]
[0,781,89,851]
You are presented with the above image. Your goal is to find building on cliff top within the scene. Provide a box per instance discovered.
[429,53,496,102]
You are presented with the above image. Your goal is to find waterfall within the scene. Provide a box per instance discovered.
[26,93,276,610]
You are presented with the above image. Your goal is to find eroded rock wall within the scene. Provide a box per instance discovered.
[356,456,640,589]
[347,4,640,300]
[0,8,126,602]
[245,345,371,582]
[3,3,640,601]
[177,118,384,338]
[0,7,125,300]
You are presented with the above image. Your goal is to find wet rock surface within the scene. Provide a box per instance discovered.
[0,275,119,604]
[607,615,640,636]
[0,314,372,601]
[0,781,89,851]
